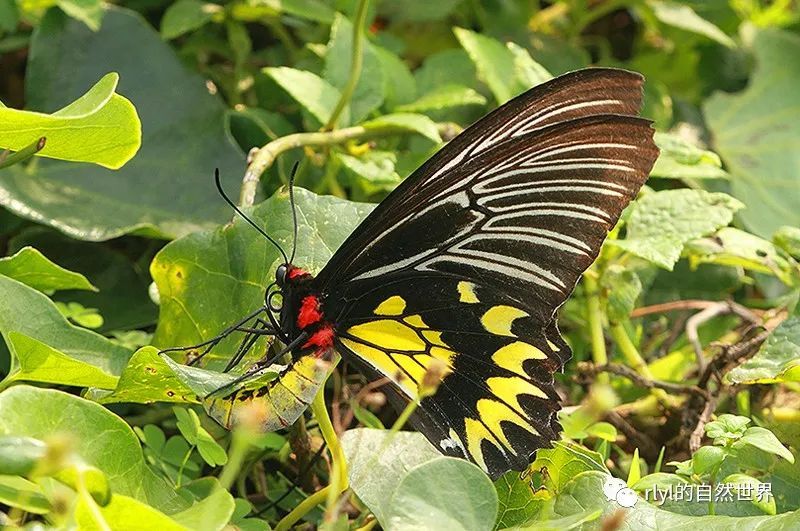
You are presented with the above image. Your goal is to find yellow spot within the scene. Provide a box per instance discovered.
[374,296,406,316]
[404,314,427,328]
[492,341,547,377]
[487,376,547,415]
[546,339,560,352]
[458,281,479,303]
[394,355,426,385]
[348,320,425,352]
[430,347,456,367]
[464,417,502,472]
[481,306,529,336]
[476,398,539,454]
[422,330,448,347]
[340,338,417,397]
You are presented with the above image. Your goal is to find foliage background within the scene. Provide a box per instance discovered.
[1,0,800,529]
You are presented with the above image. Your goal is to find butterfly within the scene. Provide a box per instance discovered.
[167,67,659,480]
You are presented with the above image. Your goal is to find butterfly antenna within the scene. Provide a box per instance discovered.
[288,161,300,264]
[215,169,289,265]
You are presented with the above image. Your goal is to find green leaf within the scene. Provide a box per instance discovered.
[58,0,103,31]
[692,445,728,475]
[9,228,157,332]
[611,189,744,270]
[0,386,186,513]
[0,436,47,476]
[373,46,416,110]
[87,347,198,405]
[0,246,95,292]
[723,473,777,516]
[324,13,384,125]
[602,266,642,323]
[517,509,602,530]
[414,49,477,97]
[170,485,236,531]
[530,441,608,493]
[341,428,441,524]
[395,84,487,113]
[651,132,729,180]
[585,422,618,442]
[705,28,800,238]
[0,275,131,387]
[651,1,736,48]
[0,0,19,33]
[337,151,402,195]
[350,402,384,429]
[494,471,542,529]
[377,0,463,22]
[685,228,797,286]
[264,66,345,127]
[231,0,335,23]
[507,41,552,88]
[547,471,800,528]
[728,317,800,384]
[385,457,498,531]
[706,414,751,441]
[454,27,516,104]
[161,0,220,39]
[627,448,642,486]
[0,7,246,241]
[75,492,188,530]
[0,474,51,514]
[362,113,441,143]
[0,72,139,169]
[774,226,800,259]
[3,331,118,389]
[735,427,795,463]
[151,188,372,367]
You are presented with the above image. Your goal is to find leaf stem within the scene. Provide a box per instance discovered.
[310,373,349,517]
[610,323,671,405]
[584,274,609,384]
[0,137,46,169]
[325,0,370,131]
[239,122,458,206]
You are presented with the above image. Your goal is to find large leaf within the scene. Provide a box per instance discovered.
[611,189,743,270]
[0,72,139,168]
[0,246,95,293]
[728,317,800,384]
[0,7,244,241]
[494,472,543,529]
[0,275,131,388]
[324,13,384,125]
[341,428,441,524]
[385,457,498,531]
[530,441,608,493]
[651,132,729,180]
[151,187,372,367]
[0,386,186,513]
[705,28,800,238]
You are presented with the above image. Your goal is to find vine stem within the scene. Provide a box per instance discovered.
[239,122,460,206]
[609,323,671,405]
[274,355,347,530]
[325,0,370,130]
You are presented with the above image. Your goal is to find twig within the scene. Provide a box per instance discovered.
[578,362,709,399]
[605,410,658,457]
[689,397,717,452]
[239,122,460,206]
[686,301,761,374]
[325,0,370,130]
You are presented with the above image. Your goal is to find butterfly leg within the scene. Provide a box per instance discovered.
[159,306,268,365]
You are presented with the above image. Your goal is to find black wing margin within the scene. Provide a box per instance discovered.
[315,68,659,478]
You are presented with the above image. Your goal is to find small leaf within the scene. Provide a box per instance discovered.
[57,0,104,31]
[585,422,617,442]
[651,1,736,48]
[350,402,384,429]
[627,448,642,486]
[385,457,498,531]
[735,427,795,463]
[651,132,729,180]
[601,266,642,322]
[362,113,441,143]
[494,471,543,529]
[161,0,221,39]
[774,226,800,259]
[691,445,728,475]
[507,42,552,88]
[174,407,200,445]
[705,414,751,441]
[264,66,346,126]
[171,485,236,531]
[0,475,51,514]
[454,27,517,104]
[395,84,486,113]
[0,246,96,293]
[531,441,607,493]
[0,72,140,169]
[75,492,187,530]
[611,189,744,270]
[728,317,800,384]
